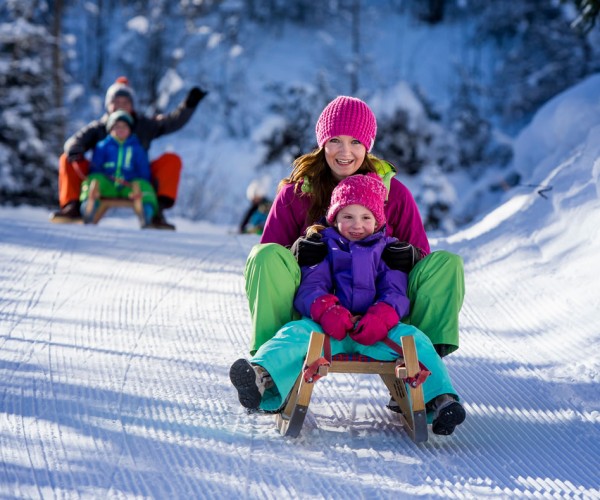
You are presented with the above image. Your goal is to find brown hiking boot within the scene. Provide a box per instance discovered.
[50,201,82,224]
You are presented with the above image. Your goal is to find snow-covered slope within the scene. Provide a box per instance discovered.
[0,78,599,498]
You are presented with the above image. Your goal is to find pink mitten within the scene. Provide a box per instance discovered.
[311,294,354,341]
[351,302,400,345]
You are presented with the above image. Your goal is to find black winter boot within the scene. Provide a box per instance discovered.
[147,196,176,230]
[229,359,273,410]
[431,395,466,436]
[149,208,175,230]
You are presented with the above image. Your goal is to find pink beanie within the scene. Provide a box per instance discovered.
[326,173,387,229]
[315,96,377,152]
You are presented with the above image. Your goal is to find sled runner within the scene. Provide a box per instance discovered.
[275,331,429,443]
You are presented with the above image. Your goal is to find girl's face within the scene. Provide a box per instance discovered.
[324,135,367,181]
[110,121,131,141]
[335,204,377,241]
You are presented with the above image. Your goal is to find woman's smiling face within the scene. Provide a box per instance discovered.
[324,135,366,181]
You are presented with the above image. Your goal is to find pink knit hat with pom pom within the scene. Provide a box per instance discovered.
[326,173,387,229]
[315,96,377,152]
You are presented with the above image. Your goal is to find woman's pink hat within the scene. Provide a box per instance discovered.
[315,96,377,152]
[326,173,387,229]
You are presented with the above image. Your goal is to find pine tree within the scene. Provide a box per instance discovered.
[0,1,61,206]
[567,0,600,32]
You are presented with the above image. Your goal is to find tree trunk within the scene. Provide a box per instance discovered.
[51,0,65,141]
[350,0,360,94]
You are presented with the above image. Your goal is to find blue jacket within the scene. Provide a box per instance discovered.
[293,227,410,319]
[90,134,151,184]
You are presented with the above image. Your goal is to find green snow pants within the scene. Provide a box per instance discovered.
[244,243,465,355]
[252,318,459,412]
[80,174,159,214]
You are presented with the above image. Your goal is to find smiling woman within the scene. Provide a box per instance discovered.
[242,95,465,363]
[231,171,465,437]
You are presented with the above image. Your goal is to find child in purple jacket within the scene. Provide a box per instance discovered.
[231,173,466,436]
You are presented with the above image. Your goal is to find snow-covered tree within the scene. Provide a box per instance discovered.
[565,0,600,32]
[266,84,323,162]
[0,0,61,206]
[474,1,598,125]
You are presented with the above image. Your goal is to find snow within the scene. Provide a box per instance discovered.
[1,78,600,499]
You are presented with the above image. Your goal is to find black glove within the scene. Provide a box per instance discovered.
[290,233,328,267]
[185,87,208,108]
[67,151,85,164]
[382,241,424,274]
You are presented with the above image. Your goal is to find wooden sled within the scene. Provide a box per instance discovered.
[275,331,429,443]
[85,181,144,225]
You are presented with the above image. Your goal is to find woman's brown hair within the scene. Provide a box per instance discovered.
[279,149,378,226]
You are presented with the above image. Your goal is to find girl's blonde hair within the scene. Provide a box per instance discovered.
[279,148,379,226]
[305,223,327,239]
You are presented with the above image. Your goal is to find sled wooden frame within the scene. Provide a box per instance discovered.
[275,331,428,443]
[87,182,143,224]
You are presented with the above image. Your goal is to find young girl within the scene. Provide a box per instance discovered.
[80,110,159,228]
[231,173,466,436]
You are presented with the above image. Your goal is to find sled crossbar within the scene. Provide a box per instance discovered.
[90,182,143,224]
[92,198,136,224]
[275,331,428,443]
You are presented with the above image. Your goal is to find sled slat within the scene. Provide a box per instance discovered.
[92,182,143,224]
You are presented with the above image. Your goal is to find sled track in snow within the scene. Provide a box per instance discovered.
[0,213,598,499]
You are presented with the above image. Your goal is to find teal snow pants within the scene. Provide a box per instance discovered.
[244,243,465,355]
[252,318,459,412]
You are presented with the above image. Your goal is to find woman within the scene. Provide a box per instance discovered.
[233,173,465,436]
[244,96,464,358]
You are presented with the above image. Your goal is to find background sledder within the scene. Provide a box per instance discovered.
[239,176,272,234]
[51,76,208,230]
[231,173,466,438]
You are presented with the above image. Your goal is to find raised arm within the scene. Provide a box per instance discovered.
[141,87,208,140]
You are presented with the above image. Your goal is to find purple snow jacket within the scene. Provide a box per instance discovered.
[293,226,410,321]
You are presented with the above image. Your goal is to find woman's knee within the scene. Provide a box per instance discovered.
[246,243,299,279]
[436,250,463,271]
[247,243,283,266]
[424,250,463,272]
[411,250,464,289]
